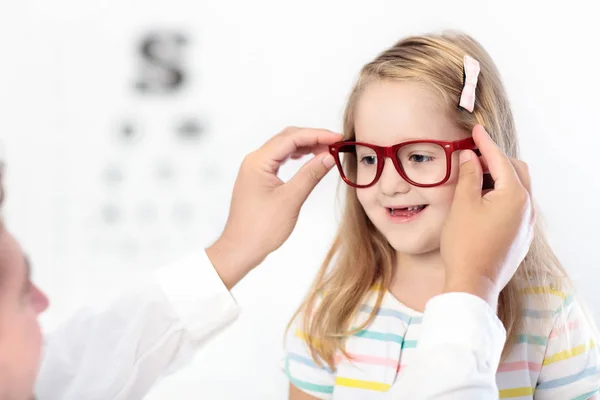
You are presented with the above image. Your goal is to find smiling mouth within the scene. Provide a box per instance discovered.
[388,205,428,217]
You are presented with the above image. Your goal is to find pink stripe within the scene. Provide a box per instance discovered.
[336,353,404,372]
[497,361,542,373]
[549,321,579,339]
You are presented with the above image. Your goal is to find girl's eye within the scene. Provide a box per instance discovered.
[409,154,434,163]
[360,155,377,165]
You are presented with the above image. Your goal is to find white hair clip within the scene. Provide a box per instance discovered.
[459,55,480,112]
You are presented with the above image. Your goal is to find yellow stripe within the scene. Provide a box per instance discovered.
[295,329,327,348]
[294,329,308,341]
[335,377,390,392]
[522,286,566,299]
[295,329,320,345]
[542,340,596,366]
[499,387,534,398]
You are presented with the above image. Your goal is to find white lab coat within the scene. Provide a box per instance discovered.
[35,250,505,399]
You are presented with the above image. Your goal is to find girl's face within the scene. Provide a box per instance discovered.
[354,80,470,256]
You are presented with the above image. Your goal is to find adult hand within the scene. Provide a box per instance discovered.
[440,125,535,309]
[206,127,342,289]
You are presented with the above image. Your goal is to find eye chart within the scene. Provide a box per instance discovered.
[55,25,234,298]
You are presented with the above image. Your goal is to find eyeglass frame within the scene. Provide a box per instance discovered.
[328,137,481,188]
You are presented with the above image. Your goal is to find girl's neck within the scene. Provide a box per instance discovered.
[394,249,446,273]
[388,249,447,313]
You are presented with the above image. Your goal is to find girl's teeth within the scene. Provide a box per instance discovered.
[389,205,426,215]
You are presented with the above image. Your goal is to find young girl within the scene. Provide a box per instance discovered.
[284,32,600,399]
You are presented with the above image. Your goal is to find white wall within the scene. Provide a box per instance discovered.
[0,0,599,398]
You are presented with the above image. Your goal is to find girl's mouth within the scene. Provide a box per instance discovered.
[387,205,428,222]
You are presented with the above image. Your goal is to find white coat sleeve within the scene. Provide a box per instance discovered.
[35,250,240,400]
[384,293,506,400]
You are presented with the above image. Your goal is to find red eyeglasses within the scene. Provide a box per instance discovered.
[328,137,480,188]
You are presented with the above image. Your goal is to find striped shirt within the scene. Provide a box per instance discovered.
[284,286,600,399]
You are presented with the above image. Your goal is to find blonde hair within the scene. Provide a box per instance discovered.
[288,31,574,370]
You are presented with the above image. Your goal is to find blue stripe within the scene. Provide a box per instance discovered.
[516,334,548,346]
[573,387,599,400]
[554,295,575,315]
[285,357,334,394]
[359,304,423,323]
[536,366,600,390]
[287,352,333,373]
[402,340,418,349]
[524,296,575,319]
[523,308,555,319]
[354,329,404,344]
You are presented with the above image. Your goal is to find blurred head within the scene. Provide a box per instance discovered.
[289,31,568,369]
[0,166,50,400]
